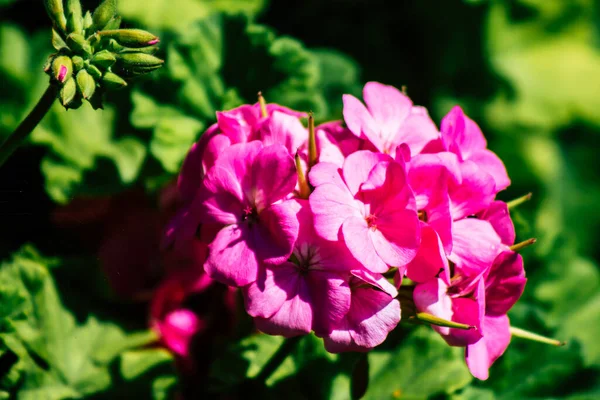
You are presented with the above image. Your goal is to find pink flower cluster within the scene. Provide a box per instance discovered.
[167,82,526,380]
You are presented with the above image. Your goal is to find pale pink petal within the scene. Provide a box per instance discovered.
[316,129,346,167]
[257,201,299,265]
[478,201,515,246]
[485,251,526,316]
[449,218,502,278]
[251,144,296,210]
[469,149,510,192]
[343,94,380,150]
[264,103,308,119]
[308,270,351,335]
[244,263,295,318]
[310,183,360,241]
[307,162,345,190]
[342,216,389,273]
[322,323,366,353]
[405,224,448,283]
[394,106,440,155]
[343,150,391,196]
[449,160,496,220]
[465,315,511,380]
[205,224,259,287]
[349,287,401,348]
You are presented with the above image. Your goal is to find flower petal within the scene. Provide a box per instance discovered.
[406,224,448,283]
[465,314,511,380]
[310,183,360,241]
[342,216,389,273]
[478,201,515,246]
[308,270,351,335]
[244,263,296,319]
[349,287,401,348]
[251,144,297,210]
[257,201,299,265]
[485,251,526,316]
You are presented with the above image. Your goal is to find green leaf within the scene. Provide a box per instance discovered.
[30,103,146,203]
[0,245,170,398]
[363,328,472,399]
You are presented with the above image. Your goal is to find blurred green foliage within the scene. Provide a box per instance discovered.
[0,0,599,398]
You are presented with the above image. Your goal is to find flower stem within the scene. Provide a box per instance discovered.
[0,85,57,168]
[253,336,302,384]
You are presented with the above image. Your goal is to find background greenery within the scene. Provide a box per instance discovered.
[0,0,599,398]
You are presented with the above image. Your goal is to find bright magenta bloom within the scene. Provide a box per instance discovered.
[343,81,439,156]
[309,150,420,273]
[198,141,299,286]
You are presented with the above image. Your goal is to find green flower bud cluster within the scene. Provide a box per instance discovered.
[43,0,163,109]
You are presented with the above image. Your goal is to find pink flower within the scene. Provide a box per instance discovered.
[343,82,439,157]
[313,121,367,167]
[436,106,510,192]
[199,141,299,286]
[321,275,400,352]
[244,200,355,337]
[309,150,420,273]
[478,201,516,246]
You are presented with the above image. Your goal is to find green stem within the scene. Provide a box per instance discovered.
[253,336,302,384]
[0,85,57,167]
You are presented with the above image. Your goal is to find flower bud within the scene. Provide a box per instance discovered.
[72,55,84,71]
[51,55,73,83]
[102,71,127,90]
[83,11,93,31]
[117,52,164,68]
[44,0,67,33]
[51,28,68,51]
[103,16,122,31]
[66,33,92,55]
[92,0,117,31]
[60,77,77,106]
[86,64,103,79]
[91,50,116,69]
[66,0,83,34]
[76,69,96,99]
[100,29,160,48]
[107,39,158,55]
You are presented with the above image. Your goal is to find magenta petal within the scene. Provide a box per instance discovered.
[343,94,380,150]
[449,218,502,278]
[445,296,484,347]
[244,264,295,318]
[449,160,496,220]
[465,314,511,380]
[216,107,255,143]
[343,150,391,196]
[310,183,360,241]
[199,166,243,225]
[255,277,313,337]
[257,201,299,265]
[373,208,420,267]
[205,224,259,287]
[469,149,510,192]
[395,106,440,155]
[351,269,398,297]
[251,145,297,210]
[202,133,231,174]
[308,270,351,335]
[478,201,516,246]
[441,106,487,159]
[323,324,365,353]
[342,216,389,273]
[213,141,263,195]
[177,142,203,205]
[485,251,526,316]
[259,111,307,156]
[414,278,453,337]
[406,224,448,283]
[160,309,202,356]
[348,287,401,348]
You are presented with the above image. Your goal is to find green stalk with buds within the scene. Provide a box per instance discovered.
[0,0,163,167]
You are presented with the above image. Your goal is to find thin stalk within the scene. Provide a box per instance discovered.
[253,336,302,384]
[0,85,57,167]
[510,326,565,346]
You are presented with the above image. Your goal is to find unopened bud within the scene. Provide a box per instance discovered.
[83,11,93,31]
[258,91,267,118]
[76,69,96,99]
[108,39,159,55]
[308,112,317,168]
[102,16,122,31]
[44,0,67,32]
[91,50,116,69]
[60,77,77,106]
[92,0,117,31]
[66,0,83,34]
[117,52,164,68]
[66,33,92,55]
[51,29,68,51]
[86,64,103,79]
[100,29,160,48]
[102,71,127,90]
[51,55,73,83]
[295,152,310,199]
[72,55,84,71]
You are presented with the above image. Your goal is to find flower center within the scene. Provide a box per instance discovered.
[418,210,428,222]
[242,205,258,225]
[365,214,377,230]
